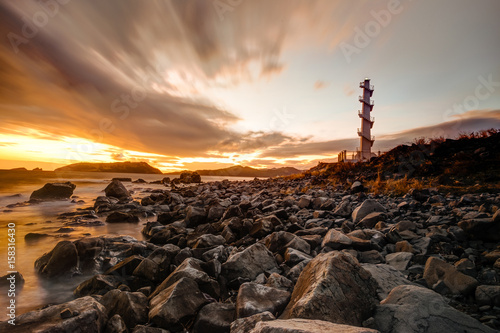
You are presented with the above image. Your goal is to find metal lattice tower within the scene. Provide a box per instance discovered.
[357,78,375,160]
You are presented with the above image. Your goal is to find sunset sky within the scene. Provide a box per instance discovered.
[1,0,499,172]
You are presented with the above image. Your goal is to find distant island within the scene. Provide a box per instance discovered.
[166,165,302,178]
[54,162,163,174]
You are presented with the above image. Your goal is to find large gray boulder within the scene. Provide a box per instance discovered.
[249,319,380,332]
[374,285,496,333]
[149,277,209,330]
[0,296,107,333]
[30,182,76,201]
[236,282,291,318]
[34,240,79,278]
[192,302,235,333]
[100,289,149,329]
[352,199,386,224]
[281,251,378,326]
[222,243,279,283]
[362,263,417,300]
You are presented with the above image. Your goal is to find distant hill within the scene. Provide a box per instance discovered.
[166,165,302,178]
[55,162,163,174]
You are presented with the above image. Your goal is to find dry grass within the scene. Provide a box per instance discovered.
[366,174,435,196]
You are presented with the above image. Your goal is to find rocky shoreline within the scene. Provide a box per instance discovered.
[2,176,500,333]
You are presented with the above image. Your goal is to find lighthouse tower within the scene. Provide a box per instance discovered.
[357,78,375,161]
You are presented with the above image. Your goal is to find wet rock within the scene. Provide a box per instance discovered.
[0,296,107,333]
[230,311,276,333]
[150,257,219,300]
[29,182,76,201]
[105,314,128,333]
[236,282,291,318]
[185,206,207,227]
[25,232,51,242]
[105,255,144,276]
[249,319,380,333]
[374,285,496,333]
[149,277,209,330]
[192,302,235,333]
[0,271,24,289]
[106,211,140,223]
[352,199,386,224]
[423,257,478,295]
[132,325,170,333]
[221,243,279,284]
[179,171,201,183]
[105,179,130,200]
[34,240,79,278]
[100,289,149,328]
[193,234,225,249]
[74,274,123,297]
[281,251,378,326]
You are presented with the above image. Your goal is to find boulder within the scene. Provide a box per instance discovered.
[358,212,386,228]
[281,251,378,326]
[34,240,79,278]
[179,171,202,183]
[352,199,386,224]
[362,264,416,300]
[29,182,76,201]
[106,211,140,223]
[100,289,149,328]
[266,273,294,291]
[0,296,107,333]
[321,229,352,249]
[333,200,352,217]
[105,179,130,200]
[222,243,279,284]
[236,282,291,318]
[249,319,380,333]
[475,285,500,306]
[230,311,276,333]
[374,285,496,333]
[150,257,219,300]
[385,252,413,271]
[423,257,478,295]
[105,314,128,333]
[185,206,207,227]
[458,218,500,242]
[74,274,123,297]
[192,302,235,333]
[149,277,209,330]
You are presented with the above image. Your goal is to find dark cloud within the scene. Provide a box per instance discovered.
[259,110,500,158]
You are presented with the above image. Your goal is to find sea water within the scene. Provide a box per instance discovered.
[0,170,253,320]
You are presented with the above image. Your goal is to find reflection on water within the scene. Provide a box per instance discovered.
[0,170,254,320]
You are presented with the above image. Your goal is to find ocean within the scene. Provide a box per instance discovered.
[0,170,254,320]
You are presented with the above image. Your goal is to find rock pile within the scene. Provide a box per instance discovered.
[3,177,500,332]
